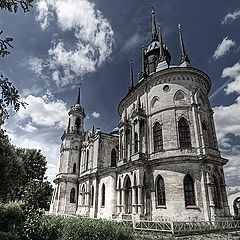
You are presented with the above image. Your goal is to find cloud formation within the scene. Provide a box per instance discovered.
[92,111,101,118]
[213,37,235,60]
[222,62,240,95]
[18,94,68,128]
[19,122,38,133]
[222,9,240,24]
[35,0,114,86]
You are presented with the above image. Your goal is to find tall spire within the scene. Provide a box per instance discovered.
[129,59,134,91]
[141,46,145,73]
[151,7,158,41]
[76,83,81,105]
[178,24,190,65]
[158,25,165,62]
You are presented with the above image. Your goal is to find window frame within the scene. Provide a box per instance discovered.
[153,122,163,152]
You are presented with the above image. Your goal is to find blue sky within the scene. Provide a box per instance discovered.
[1,0,240,194]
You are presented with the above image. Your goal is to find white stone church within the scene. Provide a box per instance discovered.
[50,8,232,222]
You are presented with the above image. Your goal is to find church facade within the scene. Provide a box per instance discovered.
[50,9,232,222]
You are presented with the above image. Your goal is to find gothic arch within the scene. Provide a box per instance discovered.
[184,174,196,206]
[110,148,117,167]
[101,183,105,207]
[174,90,186,101]
[155,175,166,206]
[153,121,163,152]
[178,117,191,149]
[82,185,86,206]
[91,185,94,207]
[75,117,81,132]
[151,96,160,109]
[70,188,76,203]
[212,170,222,209]
[124,175,132,214]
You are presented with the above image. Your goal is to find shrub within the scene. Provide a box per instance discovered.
[61,217,134,240]
[0,202,25,233]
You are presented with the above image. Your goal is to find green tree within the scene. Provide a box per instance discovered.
[0,129,25,202]
[0,0,34,121]
[16,148,47,183]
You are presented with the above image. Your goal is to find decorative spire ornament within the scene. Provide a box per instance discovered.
[158,25,166,62]
[76,83,81,105]
[141,46,145,73]
[178,24,190,65]
[151,7,158,41]
[129,59,134,91]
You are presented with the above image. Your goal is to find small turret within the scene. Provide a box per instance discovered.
[151,7,158,42]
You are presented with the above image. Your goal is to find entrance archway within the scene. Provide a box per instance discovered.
[124,175,132,214]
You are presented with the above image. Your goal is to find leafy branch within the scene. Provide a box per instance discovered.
[0,0,33,13]
[0,74,26,121]
[0,31,13,57]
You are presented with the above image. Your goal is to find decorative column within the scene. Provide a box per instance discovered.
[206,172,216,220]
[121,188,126,214]
[117,189,121,214]
[138,186,143,214]
[132,123,135,155]
[132,186,136,214]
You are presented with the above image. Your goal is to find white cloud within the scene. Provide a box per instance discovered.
[19,122,38,133]
[92,111,101,118]
[213,37,235,60]
[18,94,68,128]
[28,56,44,76]
[222,62,240,95]
[213,96,240,145]
[35,0,114,86]
[46,163,58,184]
[222,9,240,24]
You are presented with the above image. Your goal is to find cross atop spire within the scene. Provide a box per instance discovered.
[151,7,158,42]
[178,24,190,65]
[76,82,81,105]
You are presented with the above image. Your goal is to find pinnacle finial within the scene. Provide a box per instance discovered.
[141,46,145,73]
[178,24,190,65]
[158,25,165,61]
[76,83,81,105]
[129,59,134,91]
[151,6,158,41]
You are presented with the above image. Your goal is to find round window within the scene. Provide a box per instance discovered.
[163,85,170,92]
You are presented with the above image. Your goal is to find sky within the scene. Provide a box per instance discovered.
[1,0,240,195]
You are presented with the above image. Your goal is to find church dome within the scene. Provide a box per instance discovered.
[146,40,160,54]
[110,127,119,136]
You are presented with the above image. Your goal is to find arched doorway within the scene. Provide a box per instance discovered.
[233,197,240,216]
[125,175,132,214]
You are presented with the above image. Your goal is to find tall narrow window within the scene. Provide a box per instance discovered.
[111,148,117,167]
[156,175,166,206]
[153,122,163,152]
[101,184,105,207]
[75,118,80,133]
[82,185,85,206]
[178,118,191,148]
[184,175,196,206]
[86,150,89,170]
[91,186,94,207]
[213,174,222,209]
[70,188,76,203]
[134,132,138,153]
[73,163,76,174]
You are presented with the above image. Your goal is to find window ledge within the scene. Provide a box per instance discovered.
[186,205,200,209]
[156,205,167,209]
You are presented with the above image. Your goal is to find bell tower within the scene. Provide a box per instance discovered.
[50,84,85,214]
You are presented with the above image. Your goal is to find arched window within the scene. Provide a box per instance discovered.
[91,186,94,207]
[134,132,138,153]
[233,197,240,216]
[111,148,117,167]
[70,188,76,203]
[73,163,76,174]
[82,185,85,206]
[153,122,163,152]
[75,118,81,133]
[125,176,132,214]
[101,184,105,207]
[213,174,222,209]
[178,118,191,149]
[156,175,166,206]
[184,175,196,206]
[126,129,131,159]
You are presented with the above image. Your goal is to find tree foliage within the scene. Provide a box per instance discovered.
[0,129,25,202]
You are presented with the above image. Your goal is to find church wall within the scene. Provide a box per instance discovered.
[97,174,117,219]
[151,162,205,221]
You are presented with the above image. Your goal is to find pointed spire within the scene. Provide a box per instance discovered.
[158,25,166,62]
[129,59,134,91]
[141,46,145,73]
[178,24,190,65]
[151,7,158,41]
[76,83,81,105]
